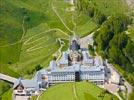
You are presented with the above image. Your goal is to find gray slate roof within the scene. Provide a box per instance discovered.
[13,78,39,90]
[70,40,80,51]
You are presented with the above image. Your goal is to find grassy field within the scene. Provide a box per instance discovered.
[0,0,97,77]
[75,12,98,37]
[0,0,130,99]
[14,23,69,76]
[0,0,130,76]
[39,81,118,100]
[91,0,129,16]
[0,66,20,78]
[0,80,13,100]
[128,26,134,42]
[0,81,11,97]
[1,89,12,100]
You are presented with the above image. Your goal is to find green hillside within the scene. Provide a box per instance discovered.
[128,26,134,42]
[0,81,10,99]
[0,0,97,77]
[0,0,133,100]
[90,0,129,15]
[1,89,12,100]
[39,82,118,100]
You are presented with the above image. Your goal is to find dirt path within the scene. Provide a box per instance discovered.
[36,91,44,100]
[26,42,56,52]
[0,0,73,48]
[21,16,26,41]
[0,28,69,48]
[24,28,69,45]
[56,38,65,61]
[0,41,21,47]
[71,6,76,36]
[80,16,111,49]
[73,83,79,100]
[51,0,74,34]
[24,36,49,46]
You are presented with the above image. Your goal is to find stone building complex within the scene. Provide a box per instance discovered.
[13,37,105,96]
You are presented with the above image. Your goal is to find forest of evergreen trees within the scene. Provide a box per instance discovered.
[93,16,134,86]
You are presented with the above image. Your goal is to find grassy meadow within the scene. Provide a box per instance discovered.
[90,0,129,15]
[0,0,131,99]
[0,0,97,77]
[128,26,134,42]
[39,81,118,100]
[1,89,13,100]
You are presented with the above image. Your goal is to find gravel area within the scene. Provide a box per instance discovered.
[126,0,134,9]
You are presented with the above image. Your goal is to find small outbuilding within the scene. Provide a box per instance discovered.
[13,78,39,96]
